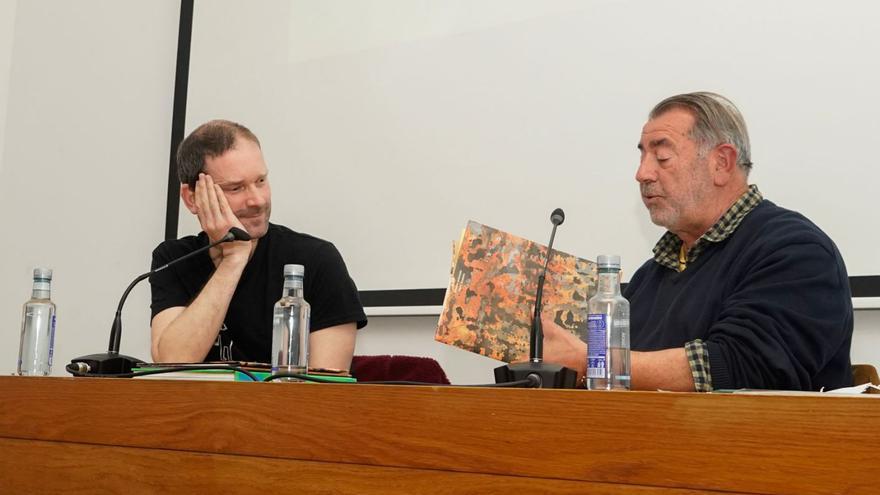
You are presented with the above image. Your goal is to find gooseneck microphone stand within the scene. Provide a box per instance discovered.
[493,209,578,388]
[68,227,251,376]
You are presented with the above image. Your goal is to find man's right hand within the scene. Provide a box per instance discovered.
[192,173,254,266]
[541,315,587,380]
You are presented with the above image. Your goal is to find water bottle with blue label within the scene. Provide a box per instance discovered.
[17,267,57,376]
[586,255,630,390]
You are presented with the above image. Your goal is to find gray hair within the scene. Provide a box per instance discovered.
[650,92,753,174]
[176,120,261,189]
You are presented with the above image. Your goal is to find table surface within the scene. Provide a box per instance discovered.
[1,376,877,494]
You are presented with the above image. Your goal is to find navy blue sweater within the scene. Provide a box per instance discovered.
[624,200,853,391]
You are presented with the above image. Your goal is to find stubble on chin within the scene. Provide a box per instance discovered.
[237,206,271,239]
[247,221,269,240]
[647,205,677,230]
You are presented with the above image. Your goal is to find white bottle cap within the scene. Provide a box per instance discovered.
[596,255,621,269]
[283,264,304,277]
[33,267,53,281]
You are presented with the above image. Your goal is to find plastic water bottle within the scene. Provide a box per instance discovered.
[17,267,57,376]
[271,264,310,381]
[586,255,630,390]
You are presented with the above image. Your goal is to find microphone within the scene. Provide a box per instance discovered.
[550,208,564,226]
[530,208,564,361]
[68,227,251,376]
[494,208,577,388]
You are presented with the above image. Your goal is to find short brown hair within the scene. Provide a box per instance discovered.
[176,120,261,189]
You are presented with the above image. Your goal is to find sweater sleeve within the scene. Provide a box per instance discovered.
[704,228,852,390]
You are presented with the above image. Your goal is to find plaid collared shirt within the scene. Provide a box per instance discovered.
[650,184,763,391]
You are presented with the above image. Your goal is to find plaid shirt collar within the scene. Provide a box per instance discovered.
[653,184,763,271]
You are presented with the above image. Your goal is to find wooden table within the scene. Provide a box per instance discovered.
[0,376,876,494]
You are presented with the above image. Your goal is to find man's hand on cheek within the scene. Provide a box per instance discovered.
[194,174,243,240]
[194,173,252,265]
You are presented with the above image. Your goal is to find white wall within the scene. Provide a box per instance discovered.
[0,0,178,375]
[851,311,880,369]
[0,1,877,384]
[0,0,17,175]
[186,0,880,292]
[186,0,880,382]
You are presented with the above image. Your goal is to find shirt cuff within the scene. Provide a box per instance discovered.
[685,339,713,392]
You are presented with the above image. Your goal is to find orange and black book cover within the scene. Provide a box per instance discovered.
[435,221,597,363]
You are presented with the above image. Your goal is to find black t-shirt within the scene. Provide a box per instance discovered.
[150,223,367,363]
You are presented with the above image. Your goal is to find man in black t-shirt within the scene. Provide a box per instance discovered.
[149,120,366,369]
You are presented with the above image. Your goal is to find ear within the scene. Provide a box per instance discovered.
[180,184,198,214]
[711,144,739,186]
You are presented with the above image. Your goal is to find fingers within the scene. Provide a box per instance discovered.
[193,173,231,241]
[214,183,245,231]
[192,174,208,225]
[202,174,221,224]
[542,314,582,348]
[194,174,216,229]
[215,183,231,218]
[541,314,560,337]
[540,313,586,372]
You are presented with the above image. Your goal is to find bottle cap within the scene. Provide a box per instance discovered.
[596,255,621,269]
[33,267,53,281]
[283,264,305,277]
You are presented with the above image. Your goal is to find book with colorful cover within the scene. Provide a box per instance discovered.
[435,220,597,363]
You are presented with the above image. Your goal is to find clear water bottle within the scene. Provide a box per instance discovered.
[586,255,630,390]
[271,264,310,381]
[17,267,57,376]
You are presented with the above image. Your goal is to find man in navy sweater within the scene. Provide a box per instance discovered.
[542,92,853,391]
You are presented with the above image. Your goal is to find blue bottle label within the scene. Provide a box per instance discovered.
[48,314,56,366]
[587,313,607,379]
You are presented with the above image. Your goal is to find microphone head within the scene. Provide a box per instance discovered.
[227,227,252,242]
[550,208,565,226]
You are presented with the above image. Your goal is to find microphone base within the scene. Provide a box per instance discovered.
[69,352,143,376]
[494,361,578,389]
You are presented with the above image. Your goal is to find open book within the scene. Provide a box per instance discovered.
[435,221,597,363]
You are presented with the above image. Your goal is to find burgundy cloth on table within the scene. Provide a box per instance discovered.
[350,355,450,384]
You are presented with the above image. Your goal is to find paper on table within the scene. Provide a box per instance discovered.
[716,383,880,396]
[822,383,880,394]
